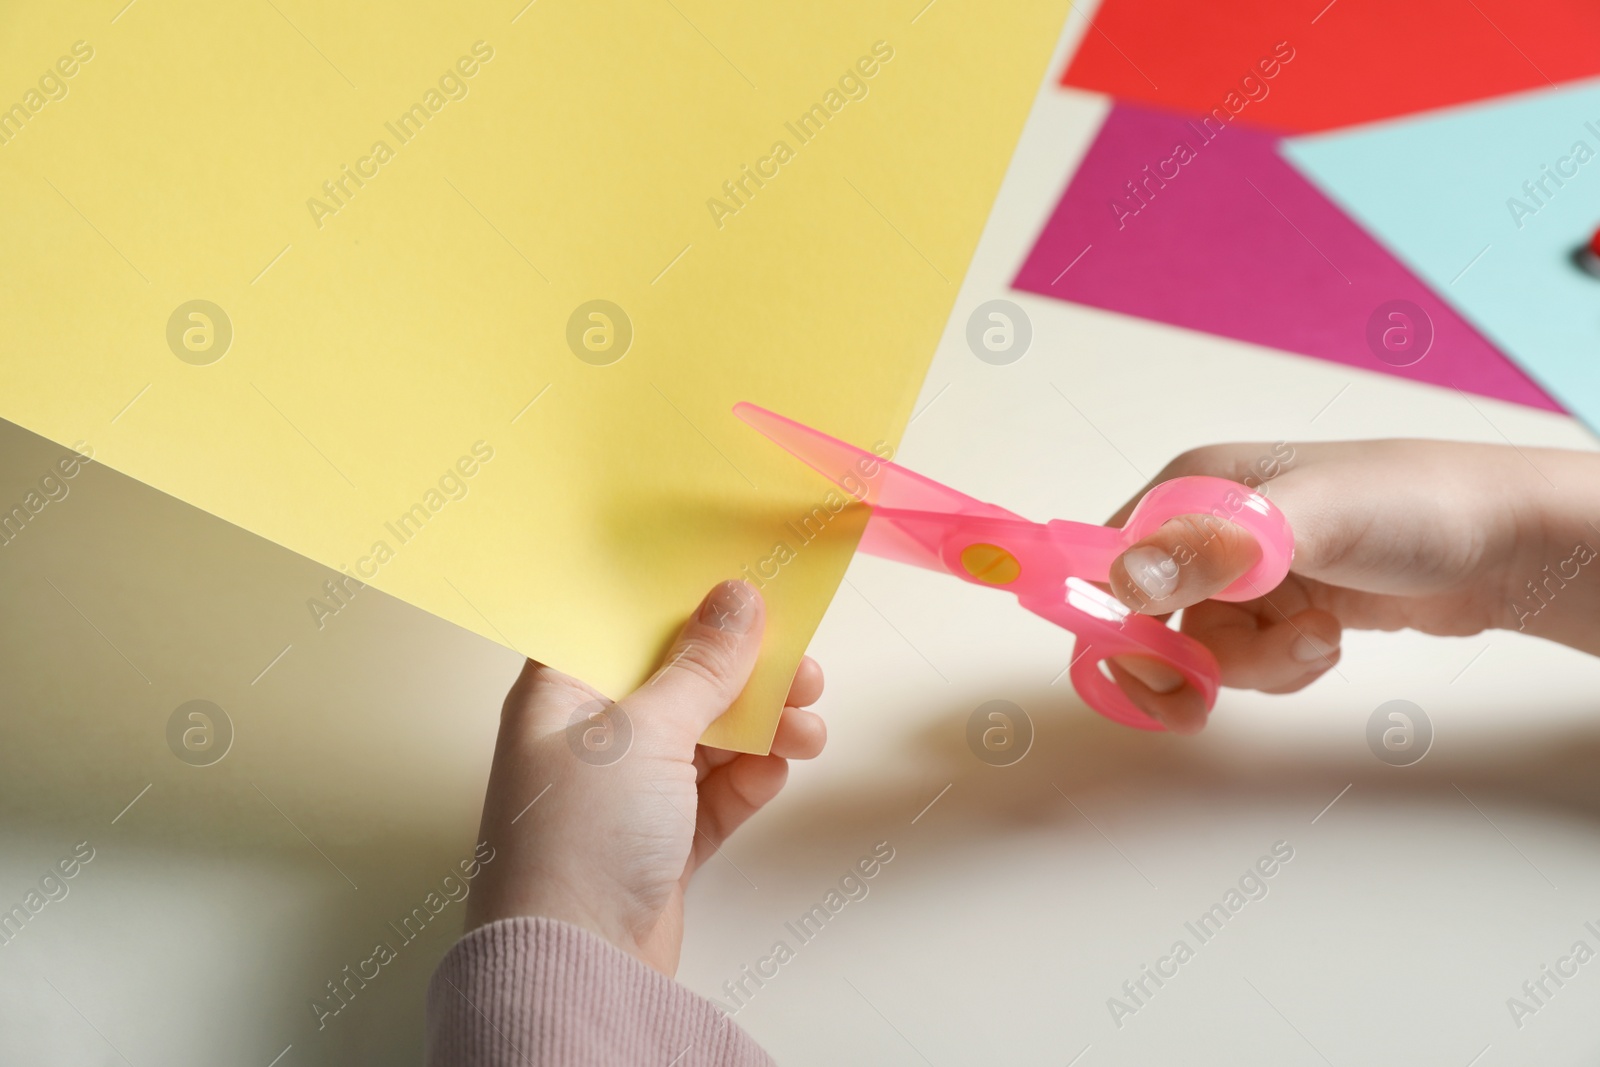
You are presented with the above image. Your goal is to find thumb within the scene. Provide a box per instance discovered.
[629,580,766,739]
[1109,514,1263,614]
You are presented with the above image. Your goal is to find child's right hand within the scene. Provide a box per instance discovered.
[1102,440,1600,733]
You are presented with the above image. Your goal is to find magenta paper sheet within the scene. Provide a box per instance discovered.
[1014,102,1559,412]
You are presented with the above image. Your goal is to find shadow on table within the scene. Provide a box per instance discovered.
[747,684,1600,870]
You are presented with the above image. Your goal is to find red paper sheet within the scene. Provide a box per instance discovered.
[1063,0,1600,132]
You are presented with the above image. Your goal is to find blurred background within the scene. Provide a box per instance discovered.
[6,2,1600,1064]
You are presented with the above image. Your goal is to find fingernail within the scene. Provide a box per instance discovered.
[699,580,758,633]
[1114,655,1185,695]
[1123,546,1179,603]
[1291,634,1338,664]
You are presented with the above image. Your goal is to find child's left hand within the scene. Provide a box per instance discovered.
[464,580,826,975]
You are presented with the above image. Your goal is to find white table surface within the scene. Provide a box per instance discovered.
[5,7,1600,1065]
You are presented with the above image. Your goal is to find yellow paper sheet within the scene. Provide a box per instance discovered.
[0,0,1068,752]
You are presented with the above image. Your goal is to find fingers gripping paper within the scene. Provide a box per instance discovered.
[0,1,1069,753]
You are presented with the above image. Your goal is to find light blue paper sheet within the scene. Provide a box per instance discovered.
[1285,80,1600,432]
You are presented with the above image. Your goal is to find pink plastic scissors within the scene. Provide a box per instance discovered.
[733,402,1295,731]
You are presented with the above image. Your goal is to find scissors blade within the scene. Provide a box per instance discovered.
[733,402,1023,520]
[859,508,956,575]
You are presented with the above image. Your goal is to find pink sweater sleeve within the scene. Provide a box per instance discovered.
[425,917,774,1067]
